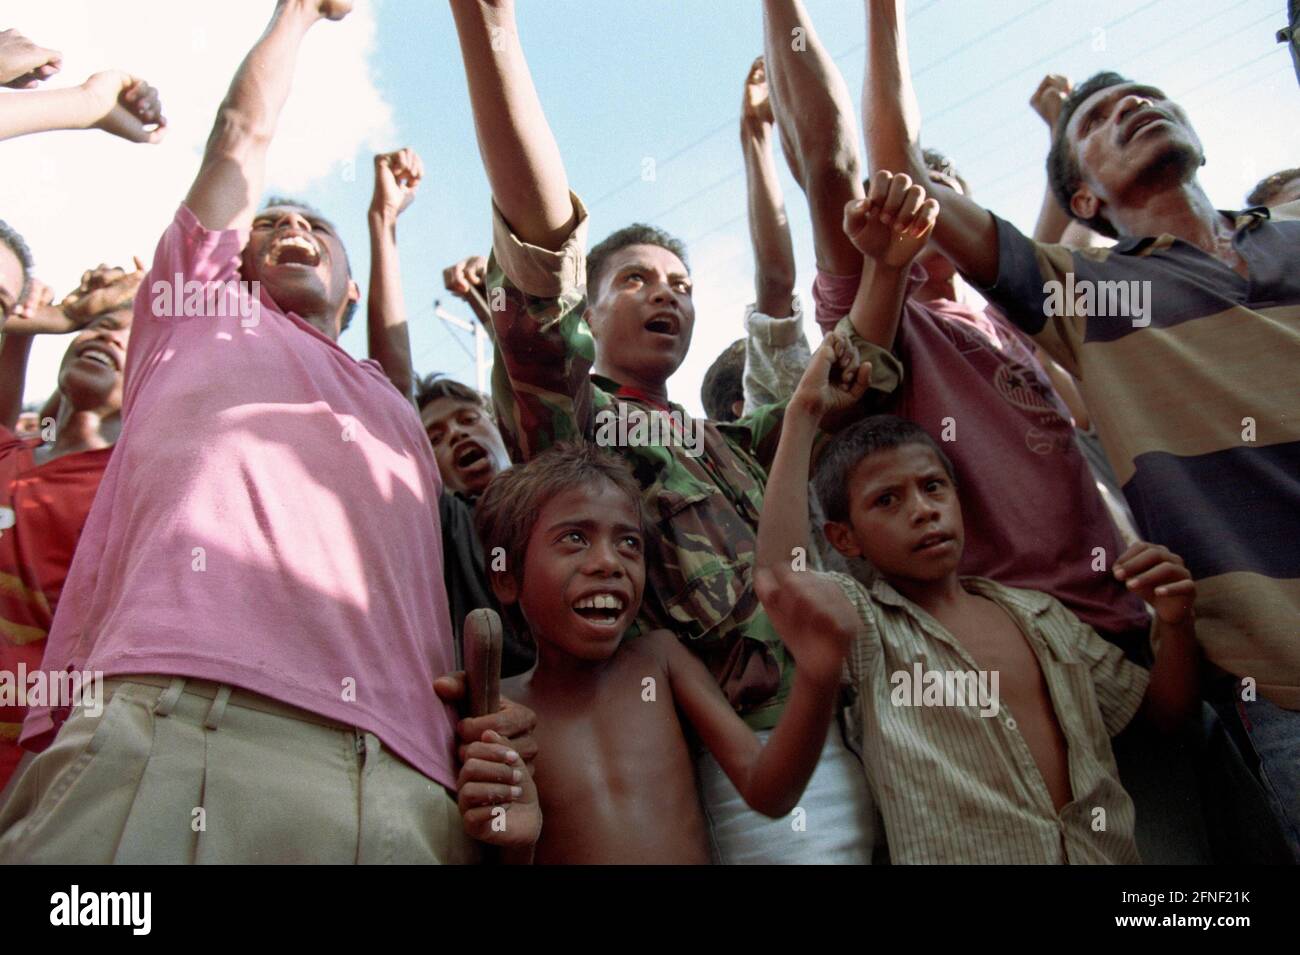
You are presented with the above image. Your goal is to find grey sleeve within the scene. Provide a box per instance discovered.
[742,294,813,414]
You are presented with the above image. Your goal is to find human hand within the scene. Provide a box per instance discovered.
[60,258,145,325]
[741,55,774,131]
[1113,541,1196,626]
[370,148,423,222]
[314,0,354,21]
[791,330,872,421]
[1030,73,1072,132]
[80,71,166,144]
[442,254,488,301]
[456,729,542,851]
[754,566,855,685]
[844,170,939,270]
[0,29,61,88]
[3,278,73,335]
[434,670,539,767]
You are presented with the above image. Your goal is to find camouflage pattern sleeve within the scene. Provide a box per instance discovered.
[484,192,599,463]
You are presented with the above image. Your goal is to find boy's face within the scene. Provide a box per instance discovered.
[825,443,964,585]
[499,480,645,662]
[585,243,694,390]
[421,396,510,497]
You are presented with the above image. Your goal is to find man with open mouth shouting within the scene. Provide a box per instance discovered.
[0,0,533,865]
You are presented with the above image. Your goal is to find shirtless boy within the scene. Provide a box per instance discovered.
[459,441,856,864]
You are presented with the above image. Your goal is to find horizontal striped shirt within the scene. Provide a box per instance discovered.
[980,206,1300,709]
[829,571,1148,864]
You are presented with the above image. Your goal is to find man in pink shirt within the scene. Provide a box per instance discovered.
[0,0,536,864]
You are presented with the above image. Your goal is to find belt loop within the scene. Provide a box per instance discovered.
[204,685,233,730]
[153,677,186,717]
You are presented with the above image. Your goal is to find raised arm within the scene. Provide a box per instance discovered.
[0,70,163,145]
[659,578,850,819]
[185,0,348,232]
[841,168,938,349]
[756,334,868,569]
[443,254,492,327]
[741,57,796,317]
[763,0,864,276]
[448,0,574,251]
[366,148,422,401]
[863,0,998,285]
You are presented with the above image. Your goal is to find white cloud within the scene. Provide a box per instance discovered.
[1,0,392,405]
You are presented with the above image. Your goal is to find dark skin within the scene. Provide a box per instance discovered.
[420,396,510,498]
[825,443,1074,810]
[242,205,359,340]
[862,2,1248,286]
[758,346,1202,819]
[584,244,695,403]
[469,480,849,863]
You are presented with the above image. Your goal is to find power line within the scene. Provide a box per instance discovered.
[585,0,944,214]
[925,0,1167,125]
[934,0,1253,160]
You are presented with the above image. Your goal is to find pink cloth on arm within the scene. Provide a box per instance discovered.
[812,268,864,336]
[816,263,1148,637]
[21,205,458,788]
[891,294,1149,638]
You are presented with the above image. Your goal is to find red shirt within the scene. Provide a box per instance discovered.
[0,427,111,787]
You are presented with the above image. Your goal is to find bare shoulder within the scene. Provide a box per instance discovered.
[626,628,683,666]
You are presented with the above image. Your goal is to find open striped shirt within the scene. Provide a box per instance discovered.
[828,571,1148,864]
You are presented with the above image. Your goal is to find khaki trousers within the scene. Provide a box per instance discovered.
[0,676,478,864]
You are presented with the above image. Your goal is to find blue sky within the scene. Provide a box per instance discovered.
[13,0,1297,415]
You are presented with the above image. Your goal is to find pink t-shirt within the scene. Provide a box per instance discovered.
[814,267,1149,639]
[22,205,458,788]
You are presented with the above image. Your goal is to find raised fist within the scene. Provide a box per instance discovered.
[80,71,166,145]
[1030,74,1072,133]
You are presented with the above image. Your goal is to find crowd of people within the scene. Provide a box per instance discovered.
[0,0,1296,865]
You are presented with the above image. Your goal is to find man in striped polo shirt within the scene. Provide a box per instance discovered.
[863,0,1300,859]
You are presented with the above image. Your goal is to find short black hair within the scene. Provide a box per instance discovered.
[1246,167,1300,207]
[701,339,746,422]
[1046,71,1132,239]
[921,147,970,195]
[0,218,33,303]
[260,196,357,332]
[585,223,689,305]
[474,441,648,637]
[414,372,490,413]
[812,414,956,523]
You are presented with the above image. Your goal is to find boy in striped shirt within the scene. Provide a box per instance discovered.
[756,338,1201,862]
